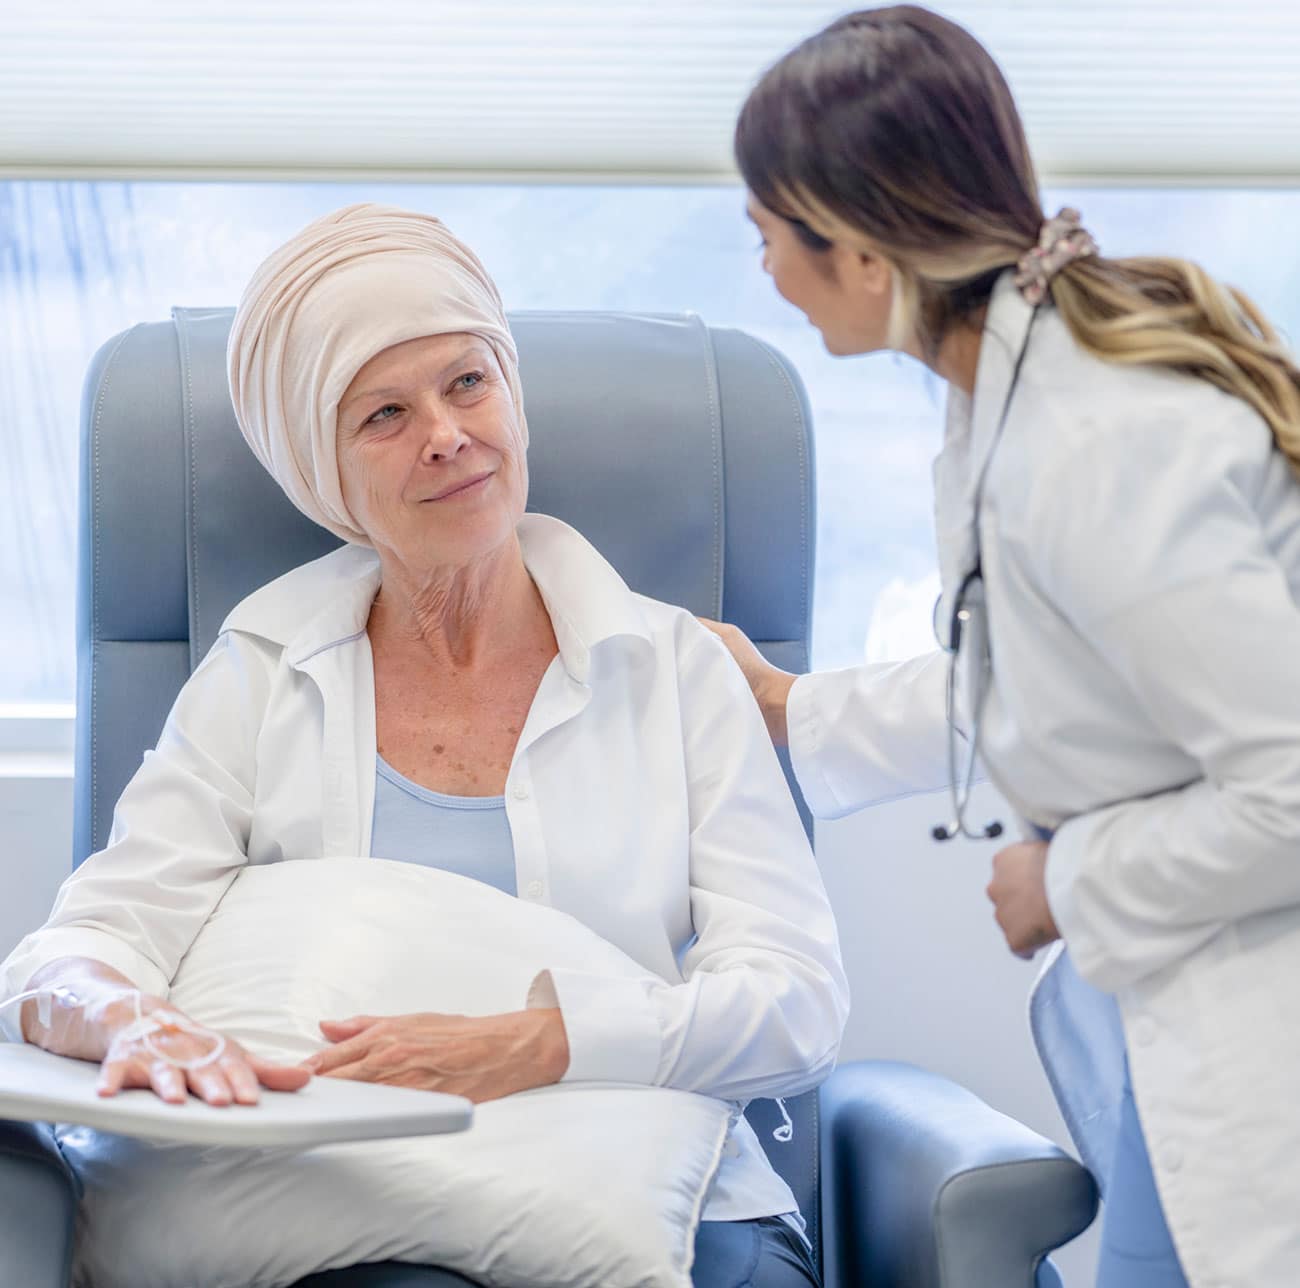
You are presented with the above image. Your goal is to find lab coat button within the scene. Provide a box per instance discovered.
[512,782,530,801]
[1133,1017,1157,1046]
[1161,1144,1184,1173]
[526,880,543,899]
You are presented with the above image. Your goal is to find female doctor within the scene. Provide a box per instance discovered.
[706,7,1300,1286]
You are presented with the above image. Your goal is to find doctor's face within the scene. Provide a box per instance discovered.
[335,333,528,570]
[746,195,894,357]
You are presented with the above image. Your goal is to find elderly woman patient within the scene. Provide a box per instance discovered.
[0,205,847,1287]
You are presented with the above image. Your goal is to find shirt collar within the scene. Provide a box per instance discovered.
[221,513,653,681]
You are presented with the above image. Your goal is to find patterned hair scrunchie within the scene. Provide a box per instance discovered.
[1013,207,1099,306]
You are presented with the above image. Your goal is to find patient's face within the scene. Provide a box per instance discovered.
[335,333,527,569]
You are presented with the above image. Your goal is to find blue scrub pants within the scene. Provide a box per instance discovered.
[1095,1060,1190,1287]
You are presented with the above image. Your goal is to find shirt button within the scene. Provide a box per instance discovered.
[1132,1017,1157,1046]
[526,880,543,899]
[512,782,530,801]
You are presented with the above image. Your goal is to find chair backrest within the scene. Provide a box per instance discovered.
[75,308,824,1261]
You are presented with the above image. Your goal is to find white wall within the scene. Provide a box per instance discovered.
[1,771,1098,1283]
[2,774,72,965]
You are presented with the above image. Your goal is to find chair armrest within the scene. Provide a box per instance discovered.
[0,1117,79,1288]
[819,1060,1097,1288]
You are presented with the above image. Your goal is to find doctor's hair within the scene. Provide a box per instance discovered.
[736,4,1300,472]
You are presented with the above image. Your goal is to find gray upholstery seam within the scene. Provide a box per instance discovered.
[932,1155,1093,1286]
[806,1090,820,1271]
[175,309,201,672]
[736,334,812,660]
[696,315,725,618]
[87,325,138,853]
[92,637,189,646]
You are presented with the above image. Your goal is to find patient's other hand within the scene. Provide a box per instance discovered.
[303,1009,570,1103]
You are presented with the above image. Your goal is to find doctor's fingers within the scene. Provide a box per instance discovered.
[698,617,764,684]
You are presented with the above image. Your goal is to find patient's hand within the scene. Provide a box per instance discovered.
[302,1009,570,1103]
[19,958,310,1108]
[96,996,312,1107]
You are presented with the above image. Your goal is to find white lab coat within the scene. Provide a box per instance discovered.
[1,513,849,1225]
[788,273,1300,1286]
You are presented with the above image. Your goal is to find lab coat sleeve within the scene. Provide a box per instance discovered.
[535,622,850,1099]
[0,633,270,1039]
[1032,419,1300,992]
[786,650,952,819]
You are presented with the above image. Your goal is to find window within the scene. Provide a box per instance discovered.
[3,181,1300,706]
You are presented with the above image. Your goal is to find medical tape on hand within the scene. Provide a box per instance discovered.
[0,987,226,1071]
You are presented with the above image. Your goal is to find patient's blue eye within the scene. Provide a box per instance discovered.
[455,371,486,391]
[366,404,401,424]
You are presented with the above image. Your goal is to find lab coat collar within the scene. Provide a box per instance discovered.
[935,271,1040,593]
[960,269,1039,463]
[220,512,653,684]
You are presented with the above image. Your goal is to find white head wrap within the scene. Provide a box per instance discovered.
[227,202,525,546]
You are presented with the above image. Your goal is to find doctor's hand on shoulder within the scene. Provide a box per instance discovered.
[698,618,797,747]
[302,1008,571,1104]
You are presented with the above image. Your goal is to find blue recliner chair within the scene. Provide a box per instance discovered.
[0,308,1096,1287]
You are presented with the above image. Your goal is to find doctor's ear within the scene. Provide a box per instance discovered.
[856,249,895,299]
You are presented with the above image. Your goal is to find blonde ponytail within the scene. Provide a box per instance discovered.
[1050,256,1300,473]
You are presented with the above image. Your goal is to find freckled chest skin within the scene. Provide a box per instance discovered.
[370,622,558,797]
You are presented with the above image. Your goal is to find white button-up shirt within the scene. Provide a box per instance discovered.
[2,514,848,1225]
[786,273,1300,1284]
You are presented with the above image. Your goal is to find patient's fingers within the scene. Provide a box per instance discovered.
[96,1057,129,1097]
[189,1064,234,1106]
[315,1058,371,1083]
[248,1057,313,1092]
[148,1059,188,1104]
[220,1056,261,1105]
[304,1029,377,1074]
[319,1015,378,1038]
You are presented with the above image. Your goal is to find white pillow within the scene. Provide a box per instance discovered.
[61,858,734,1288]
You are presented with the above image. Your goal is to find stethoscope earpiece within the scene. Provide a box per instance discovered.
[932,819,1004,843]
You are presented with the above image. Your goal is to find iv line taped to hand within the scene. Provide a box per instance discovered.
[0,986,226,1071]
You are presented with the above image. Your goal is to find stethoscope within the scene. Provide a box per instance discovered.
[931,303,1043,843]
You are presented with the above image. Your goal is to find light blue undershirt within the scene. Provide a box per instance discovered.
[370,756,517,897]
[369,753,804,1242]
